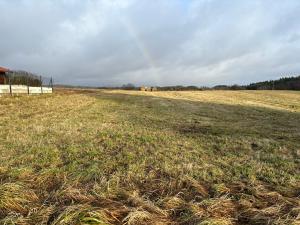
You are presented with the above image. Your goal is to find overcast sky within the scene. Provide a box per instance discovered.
[0,0,300,86]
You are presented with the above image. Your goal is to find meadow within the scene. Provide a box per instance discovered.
[0,89,299,225]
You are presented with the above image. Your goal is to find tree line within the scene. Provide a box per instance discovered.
[213,76,300,90]
[56,75,300,91]
[119,75,300,91]
[8,71,42,87]
[246,76,300,90]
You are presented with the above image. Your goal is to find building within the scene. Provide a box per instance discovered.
[140,86,158,91]
[0,67,9,84]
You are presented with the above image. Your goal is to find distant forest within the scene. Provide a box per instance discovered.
[246,76,300,90]
[57,75,300,91]
[137,75,300,91]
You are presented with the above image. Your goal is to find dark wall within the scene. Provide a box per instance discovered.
[0,73,7,85]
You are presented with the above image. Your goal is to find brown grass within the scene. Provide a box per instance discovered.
[0,88,299,224]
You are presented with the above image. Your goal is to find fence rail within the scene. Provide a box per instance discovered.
[0,71,53,95]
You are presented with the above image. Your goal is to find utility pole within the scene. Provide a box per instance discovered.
[27,73,30,95]
[50,77,53,93]
[40,76,43,94]
[8,72,12,96]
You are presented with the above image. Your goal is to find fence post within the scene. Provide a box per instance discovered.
[40,76,43,94]
[27,74,30,95]
[8,72,12,96]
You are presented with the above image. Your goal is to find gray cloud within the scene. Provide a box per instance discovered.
[0,0,299,86]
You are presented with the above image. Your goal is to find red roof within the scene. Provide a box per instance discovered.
[0,67,9,73]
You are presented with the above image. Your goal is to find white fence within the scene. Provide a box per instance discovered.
[0,85,52,95]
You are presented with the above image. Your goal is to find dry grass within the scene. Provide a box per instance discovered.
[0,89,299,224]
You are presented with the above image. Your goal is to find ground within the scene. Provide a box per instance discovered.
[0,89,299,225]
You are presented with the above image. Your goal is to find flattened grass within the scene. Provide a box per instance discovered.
[0,89,299,224]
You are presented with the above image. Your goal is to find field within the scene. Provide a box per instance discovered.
[0,89,300,225]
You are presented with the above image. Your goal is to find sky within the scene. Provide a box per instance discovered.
[0,0,300,87]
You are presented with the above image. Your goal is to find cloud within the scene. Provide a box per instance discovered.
[0,0,299,86]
